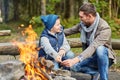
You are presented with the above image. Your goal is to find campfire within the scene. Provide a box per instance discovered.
[15,25,49,80]
[14,25,76,80]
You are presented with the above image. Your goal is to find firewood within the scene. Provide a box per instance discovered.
[38,57,54,72]
[34,58,53,80]
[0,38,120,55]
[0,30,11,36]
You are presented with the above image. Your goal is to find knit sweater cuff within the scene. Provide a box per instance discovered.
[52,53,59,60]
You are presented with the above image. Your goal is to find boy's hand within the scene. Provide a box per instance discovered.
[58,49,65,57]
[55,55,62,63]
[55,49,65,62]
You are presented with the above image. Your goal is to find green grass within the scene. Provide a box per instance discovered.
[71,48,82,56]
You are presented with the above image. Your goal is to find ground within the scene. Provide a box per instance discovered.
[71,71,120,80]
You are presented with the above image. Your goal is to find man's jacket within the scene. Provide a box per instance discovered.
[64,18,116,63]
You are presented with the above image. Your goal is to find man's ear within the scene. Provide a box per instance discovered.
[88,14,93,18]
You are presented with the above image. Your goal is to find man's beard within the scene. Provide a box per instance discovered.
[84,22,91,27]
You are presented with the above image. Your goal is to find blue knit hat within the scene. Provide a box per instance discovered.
[41,14,59,30]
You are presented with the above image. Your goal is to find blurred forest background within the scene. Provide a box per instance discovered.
[0,0,120,69]
[0,0,120,39]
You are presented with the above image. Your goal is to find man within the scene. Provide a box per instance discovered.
[39,14,74,70]
[62,3,116,80]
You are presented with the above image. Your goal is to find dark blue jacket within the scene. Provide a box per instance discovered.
[39,28,64,57]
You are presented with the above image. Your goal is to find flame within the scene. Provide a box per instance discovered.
[16,25,48,80]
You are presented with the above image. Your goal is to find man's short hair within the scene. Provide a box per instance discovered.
[79,3,96,16]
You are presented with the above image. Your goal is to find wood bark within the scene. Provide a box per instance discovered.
[0,30,11,36]
[0,0,3,22]
[41,0,46,15]
[64,0,70,19]
[69,0,74,18]
[0,38,120,55]
[3,0,9,22]
[12,0,20,21]
[67,38,120,50]
[109,0,112,19]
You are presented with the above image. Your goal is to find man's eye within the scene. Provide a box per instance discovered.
[80,16,83,18]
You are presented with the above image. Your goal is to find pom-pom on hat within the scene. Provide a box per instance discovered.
[41,14,59,30]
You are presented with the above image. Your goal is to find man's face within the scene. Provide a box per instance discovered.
[79,11,91,26]
[50,18,62,33]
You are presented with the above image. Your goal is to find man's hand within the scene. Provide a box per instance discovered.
[61,57,80,67]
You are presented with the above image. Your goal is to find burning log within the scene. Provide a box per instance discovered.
[38,57,54,72]
[0,30,11,36]
[34,57,76,80]
[34,64,53,80]
[34,57,53,80]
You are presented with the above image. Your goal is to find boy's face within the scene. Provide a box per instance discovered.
[50,18,62,33]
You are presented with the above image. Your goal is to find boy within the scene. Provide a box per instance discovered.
[39,14,74,70]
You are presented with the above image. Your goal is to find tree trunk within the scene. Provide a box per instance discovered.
[69,0,74,18]
[0,0,3,22]
[109,0,112,19]
[112,0,118,18]
[28,0,32,17]
[0,9,2,22]
[0,0,2,11]
[41,0,46,15]
[64,0,70,19]
[3,0,9,22]
[13,0,20,20]
[116,0,120,18]
[35,0,41,16]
